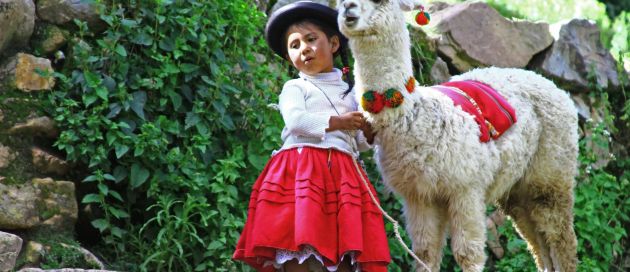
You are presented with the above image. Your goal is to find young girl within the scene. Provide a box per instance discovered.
[233,2,391,271]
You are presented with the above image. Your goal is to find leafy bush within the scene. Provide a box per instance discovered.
[48,0,285,270]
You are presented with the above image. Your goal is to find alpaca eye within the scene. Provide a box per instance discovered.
[370,0,383,3]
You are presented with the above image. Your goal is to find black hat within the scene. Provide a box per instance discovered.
[265,1,347,58]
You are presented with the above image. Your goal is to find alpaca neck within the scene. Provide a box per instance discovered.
[350,27,414,93]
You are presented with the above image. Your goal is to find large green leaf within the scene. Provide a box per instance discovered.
[131,91,147,119]
[130,163,150,188]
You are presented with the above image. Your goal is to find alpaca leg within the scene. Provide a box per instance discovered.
[499,200,553,271]
[528,188,577,272]
[448,194,487,272]
[404,199,448,272]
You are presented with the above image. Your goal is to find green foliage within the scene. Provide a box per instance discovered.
[601,0,630,18]
[609,11,630,65]
[47,0,283,270]
[493,222,537,271]
[40,243,99,270]
[574,119,629,271]
[136,194,212,271]
[29,232,100,270]
[410,28,438,85]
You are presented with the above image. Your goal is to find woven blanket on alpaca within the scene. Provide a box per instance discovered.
[431,80,517,142]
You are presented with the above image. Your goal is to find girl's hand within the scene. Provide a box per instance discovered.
[361,120,376,145]
[327,111,364,132]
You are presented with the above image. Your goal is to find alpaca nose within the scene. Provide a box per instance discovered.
[343,1,359,25]
[344,1,357,9]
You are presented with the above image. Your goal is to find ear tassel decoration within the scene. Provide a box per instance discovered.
[414,5,430,26]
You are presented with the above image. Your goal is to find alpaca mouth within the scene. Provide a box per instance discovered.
[344,15,359,26]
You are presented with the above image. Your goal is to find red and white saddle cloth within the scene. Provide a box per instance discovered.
[431,80,517,142]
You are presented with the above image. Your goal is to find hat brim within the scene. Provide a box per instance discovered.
[265,1,347,58]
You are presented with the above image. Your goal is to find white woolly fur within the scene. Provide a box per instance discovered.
[338,0,579,271]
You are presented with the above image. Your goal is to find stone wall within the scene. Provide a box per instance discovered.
[0,1,113,271]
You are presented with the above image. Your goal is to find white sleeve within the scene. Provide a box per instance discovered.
[278,82,330,139]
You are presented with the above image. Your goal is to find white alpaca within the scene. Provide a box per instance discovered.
[337,0,578,271]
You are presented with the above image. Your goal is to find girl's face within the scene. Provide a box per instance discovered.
[285,22,339,75]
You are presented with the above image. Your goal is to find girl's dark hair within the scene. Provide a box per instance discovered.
[284,18,354,97]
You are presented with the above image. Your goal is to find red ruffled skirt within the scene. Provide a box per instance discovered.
[233,147,391,271]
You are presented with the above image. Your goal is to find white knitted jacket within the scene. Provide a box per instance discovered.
[276,68,371,158]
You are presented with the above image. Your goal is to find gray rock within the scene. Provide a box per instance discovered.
[31,23,69,55]
[431,2,554,72]
[0,231,23,272]
[36,0,103,29]
[0,0,36,57]
[22,241,45,266]
[531,19,620,92]
[31,147,70,175]
[571,93,612,168]
[32,178,78,230]
[0,182,41,229]
[430,57,451,84]
[0,53,56,92]
[0,144,15,169]
[426,1,451,13]
[8,116,59,138]
[571,94,591,121]
[60,243,106,269]
[0,178,77,230]
[19,241,106,270]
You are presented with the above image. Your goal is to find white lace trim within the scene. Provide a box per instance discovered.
[263,245,361,272]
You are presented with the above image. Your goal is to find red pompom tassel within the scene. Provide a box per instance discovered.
[362,91,385,114]
[415,11,430,26]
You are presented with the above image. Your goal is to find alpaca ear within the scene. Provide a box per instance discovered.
[397,0,423,11]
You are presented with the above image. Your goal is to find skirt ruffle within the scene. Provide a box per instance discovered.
[233,147,390,271]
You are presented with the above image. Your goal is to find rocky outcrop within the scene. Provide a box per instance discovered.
[530,19,621,92]
[0,231,23,272]
[9,116,59,138]
[19,242,106,270]
[0,182,41,229]
[31,147,70,176]
[0,0,36,57]
[430,1,554,72]
[36,0,103,29]
[0,178,77,230]
[31,24,69,55]
[430,57,451,84]
[0,144,15,169]
[0,53,55,91]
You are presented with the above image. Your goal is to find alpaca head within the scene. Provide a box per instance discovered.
[337,0,423,38]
